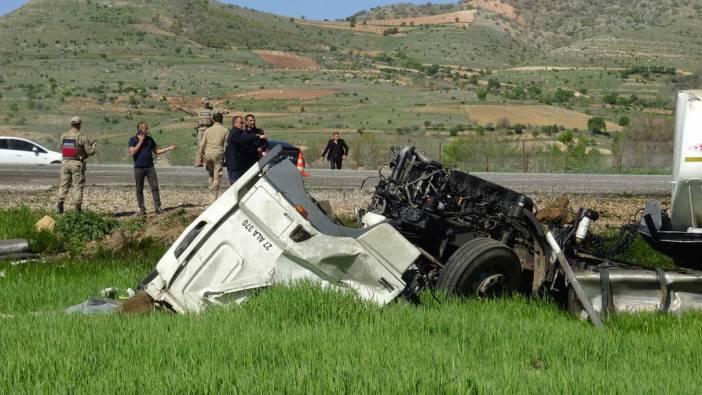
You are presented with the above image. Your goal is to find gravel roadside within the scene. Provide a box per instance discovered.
[0,186,668,229]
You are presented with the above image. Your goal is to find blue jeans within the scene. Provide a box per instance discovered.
[228,169,244,184]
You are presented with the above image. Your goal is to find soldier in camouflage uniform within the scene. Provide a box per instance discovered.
[197,112,228,201]
[195,98,214,165]
[56,116,96,214]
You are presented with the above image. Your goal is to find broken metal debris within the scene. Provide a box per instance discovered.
[116,131,702,323]
[359,146,702,323]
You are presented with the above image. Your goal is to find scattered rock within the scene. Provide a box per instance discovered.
[35,216,56,232]
[536,196,575,225]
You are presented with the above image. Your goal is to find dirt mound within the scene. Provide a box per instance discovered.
[83,208,199,256]
[231,89,335,100]
[254,50,319,70]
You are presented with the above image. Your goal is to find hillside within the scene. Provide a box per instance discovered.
[350,2,465,20]
[0,0,700,172]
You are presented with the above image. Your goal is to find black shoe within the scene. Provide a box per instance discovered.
[155,206,164,214]
[139,207,147,216]
[75,204,82,212]
[56,202,64,215]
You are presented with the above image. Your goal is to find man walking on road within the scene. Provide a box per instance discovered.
[56,116,97,214]
[128,121,177,215]
[198,112,228,201]
[225,116,266,184]
[321,132,349,170]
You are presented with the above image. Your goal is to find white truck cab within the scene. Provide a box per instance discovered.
[144,146,421,313]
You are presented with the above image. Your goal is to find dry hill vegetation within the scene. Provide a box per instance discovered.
[0,0,701,173]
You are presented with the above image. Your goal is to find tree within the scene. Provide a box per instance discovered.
[617,116,630,127]
[424,64,440,76]
[476,89,487,101]
[587,117,606,135]
[558,131,573,145]
[602,92,619,105]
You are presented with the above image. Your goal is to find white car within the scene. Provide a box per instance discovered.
[0,136,62,165]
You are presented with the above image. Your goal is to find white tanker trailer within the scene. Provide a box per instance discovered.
[639,90,702,268]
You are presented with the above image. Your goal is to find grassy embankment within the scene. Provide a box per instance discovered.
[0,208,697,393]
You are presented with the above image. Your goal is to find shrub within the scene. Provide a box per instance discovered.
[587,117,607,135]
[54,210,116,244]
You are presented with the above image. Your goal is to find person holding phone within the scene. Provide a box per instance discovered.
[128,121,177,215]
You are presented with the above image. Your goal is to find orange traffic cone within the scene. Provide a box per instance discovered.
[296,151,310,177]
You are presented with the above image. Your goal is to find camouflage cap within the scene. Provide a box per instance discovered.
[70,116,82,125]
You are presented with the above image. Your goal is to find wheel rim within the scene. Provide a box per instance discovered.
[476,273,507,297]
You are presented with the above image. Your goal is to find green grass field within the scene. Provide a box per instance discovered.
[1,208,701,393]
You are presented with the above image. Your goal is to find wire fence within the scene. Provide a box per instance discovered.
[304,136,674,175]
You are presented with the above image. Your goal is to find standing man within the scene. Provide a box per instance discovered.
[194,98,214,165]
[198,112,228,201]
[321,132,349,170]
[245,114,268,154]
[128,121,177,215]
[56,116,96,214]
[225,115,266,184]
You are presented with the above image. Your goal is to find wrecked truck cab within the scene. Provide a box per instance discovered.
[144,146,421,313]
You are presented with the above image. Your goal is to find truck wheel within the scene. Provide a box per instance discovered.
[437,238,521,298]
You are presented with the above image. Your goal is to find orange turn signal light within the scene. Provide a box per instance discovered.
[295,205,309,219]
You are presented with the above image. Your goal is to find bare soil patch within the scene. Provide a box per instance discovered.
[297,21,391,35]
[132,23,176,37]
[254,50,319,70]
[468,0,525,25]
[298,10,474,34]
[363,10,475,26]
[465,105,622,131]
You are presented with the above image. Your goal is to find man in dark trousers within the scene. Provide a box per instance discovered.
[321,132,349,170]
[128,121,177,215]
[225,115,266,184]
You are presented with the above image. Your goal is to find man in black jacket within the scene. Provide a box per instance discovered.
[224,116,265,184]
[321,132,349,170]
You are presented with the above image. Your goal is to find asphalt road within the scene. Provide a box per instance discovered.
[0,164,672,195]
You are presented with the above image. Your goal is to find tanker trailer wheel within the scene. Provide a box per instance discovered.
[437,238,521,298]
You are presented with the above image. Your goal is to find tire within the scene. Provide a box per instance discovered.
[437,237,521,298]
